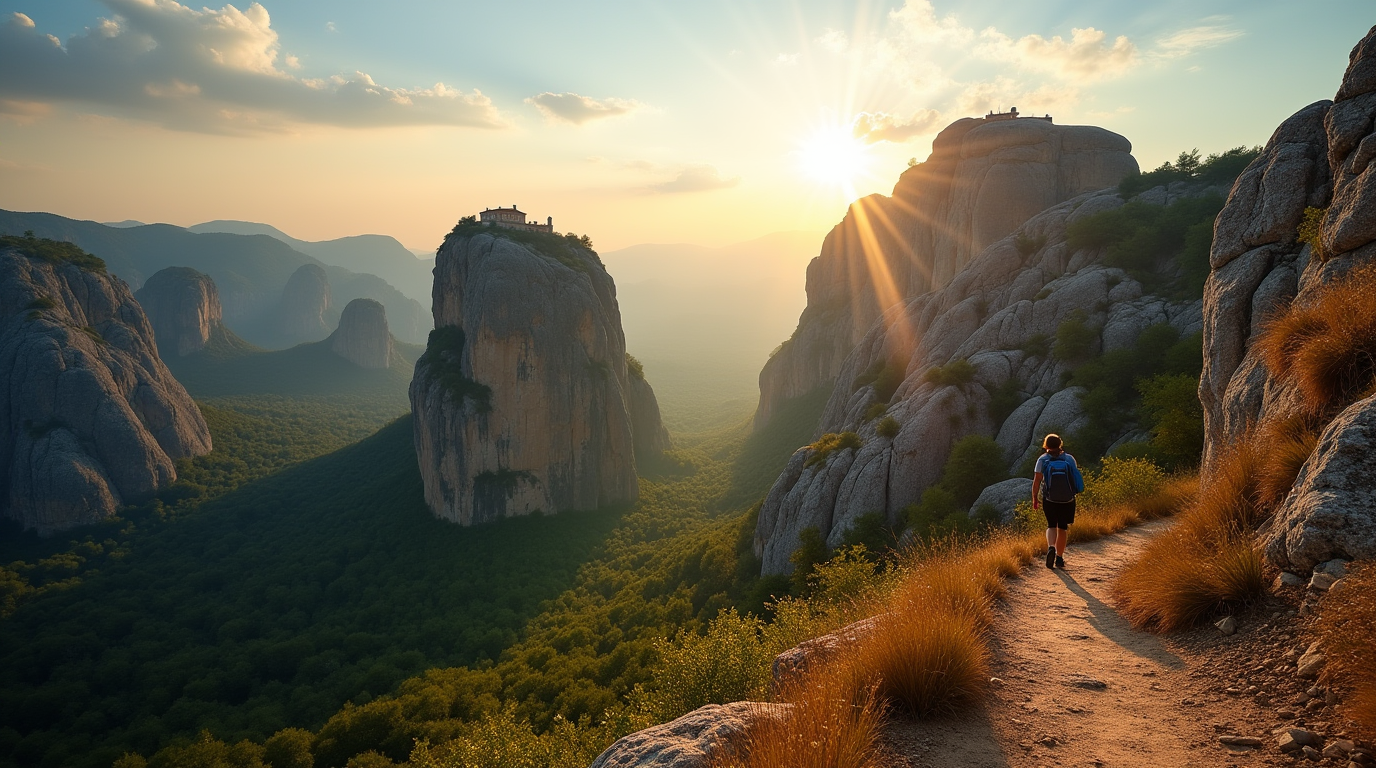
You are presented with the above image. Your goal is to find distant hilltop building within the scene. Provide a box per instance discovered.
[984,106,1053,123]
[479,205,553,233]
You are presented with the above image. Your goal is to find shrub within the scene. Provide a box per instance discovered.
[1052,311,1095,362]
[940,435,1008,508]
[1,232,107,272]
[643,609,772,723]
[1064,195,1225,298]
[789,528,830,596]
[407,706,600,768]
[1013,233,1047,256]
[875,416,901,439]
[1296,206,1328,261]
[861,402,887,422]
[1116,146,1260,198]
[1019,333,1051,358]
[838,515,898,558]
[805,432,862,468]
[625,354,645,380]
[1137,374,1205,469]
[987,378,1024,425]
[1316,561,1376,739]
[264,729,313,768]
[1256,261,1376,417]
[924,359,975,388]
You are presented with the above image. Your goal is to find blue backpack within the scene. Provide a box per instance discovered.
[1042,452,1080,504]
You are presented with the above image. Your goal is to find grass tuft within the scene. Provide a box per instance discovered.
[716,670,888,768]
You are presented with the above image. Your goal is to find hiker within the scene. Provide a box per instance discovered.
[1032,433,1083,569]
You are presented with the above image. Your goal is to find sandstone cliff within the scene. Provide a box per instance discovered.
[755,117,1139,428]
[753,184,1203,575]
[0,238,212,534]
[410,228,667,525]
[328,298,395,370]
[626,360,672,465]
[135,266,227,357]
[278,263,332,345]
[1200,25,1376,572]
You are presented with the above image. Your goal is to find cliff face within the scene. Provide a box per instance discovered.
[135,266,224,357]
[755,117,1139,429]
[753,185,1203,575]
[410,229,666,525]
[0,242,212,534]
[1201,26,1376,571]
[278,263,332,345]
[329,298,394,369]
[626,367,672,464]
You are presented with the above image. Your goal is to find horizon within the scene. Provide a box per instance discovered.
[0,1,1366,252]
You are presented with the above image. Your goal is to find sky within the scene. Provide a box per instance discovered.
[0,0,1367,252]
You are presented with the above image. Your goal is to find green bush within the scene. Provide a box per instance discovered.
[924,359,975,388]
[1014,233,1047,256]
[804,431,862,468]
[1053,310,1096,362]
[640,609,772,723]
[1137,374,1205,469]
[838,513,898,556]
[1065,194,1226,298]
[625,354,645,381]
[789,527,830,596]
[862,402,887,422]
[1116,146,1260,199]
[1297,206,1328,261]
[875,416,901,439]
[1,232,106,273]
[940,435,1008,508]
[987,378,1024,424]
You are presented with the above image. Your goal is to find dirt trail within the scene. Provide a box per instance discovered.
[883,523,1272,768]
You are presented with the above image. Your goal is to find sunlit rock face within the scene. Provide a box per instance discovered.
[1199,25,1376,571]
[135,266,223,357]
[0,247,211,535]
[755,117,1138,430]
[409,230,668,525]
[328,298,394,369]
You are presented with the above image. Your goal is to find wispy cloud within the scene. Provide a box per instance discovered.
[650,164,740,194]
[526,92,644,125]
[852,109,941,144]
[979,26,1138,80]
[0,4,504,133]
[1156,25,1245,57]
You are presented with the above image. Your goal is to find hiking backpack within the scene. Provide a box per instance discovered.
[1043,453,1076,504]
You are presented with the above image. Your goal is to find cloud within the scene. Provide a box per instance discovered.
[773,53,801,66]
[815,29,848,53]
[1156,25,1244,57]
[852,109,941,143]
[650,164,740,194]
[980,26,1138,80]
[526,92,643,125]
[0,4,504,133]
[325,21,336,32]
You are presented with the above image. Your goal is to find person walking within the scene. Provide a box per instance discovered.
[1032,434,1082,569]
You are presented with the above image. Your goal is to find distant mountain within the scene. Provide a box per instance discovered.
[0,210,432,346]
[189,219,434,305]
[166,336,422,404]
[600,230,821,430]
[102,220,148,228]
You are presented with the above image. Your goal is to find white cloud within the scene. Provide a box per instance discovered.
[815,29,848,53]
[979,26,1138,80]
[526,92,643,125]
[1156,25,1244,57]
[650,164,740,194]
[325,21,336,32]
[773,53,801,66]
[0,4,504,133]
[852,109,941,144]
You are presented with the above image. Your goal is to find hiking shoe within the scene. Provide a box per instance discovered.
[1045,546,1056,569]
[1055,555,1065,569]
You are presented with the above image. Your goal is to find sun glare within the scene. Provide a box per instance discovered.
[797,125,871,192]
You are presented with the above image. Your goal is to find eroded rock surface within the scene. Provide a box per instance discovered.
[135,266,224,357]
[589,702,788,768]
[756,117,1138,428]
[328,298,394,369]
[1,246,211,534]
[410,230,666,525]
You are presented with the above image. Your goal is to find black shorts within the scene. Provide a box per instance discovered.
[1043,499,1076,529]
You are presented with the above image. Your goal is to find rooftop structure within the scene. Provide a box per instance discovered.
[985,106,1053,123]
[479,205,553,233]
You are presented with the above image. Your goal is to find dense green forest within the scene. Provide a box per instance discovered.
[0,378,827,768]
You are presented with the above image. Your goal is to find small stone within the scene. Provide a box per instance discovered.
[1307,686,1322,697]
[1068,675,1108,690]
[1310,572,1339,591]
[1325,741,1355,759]
[1326,690,1340,705]
[1302,744,1323,761]
[1226,687,1244,695]
[1297,652,1327,680]
[1217,616,1239,635]
[1039,736,1058,747]
[1315,559,1349,578]
[1279,572,1307,587]
[1220,736,1264,746]
[1307,699,1325,711]
[1330,578,1348,593]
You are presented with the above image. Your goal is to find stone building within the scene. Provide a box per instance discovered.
[478,205,553,233]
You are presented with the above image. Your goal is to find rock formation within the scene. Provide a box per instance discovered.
[1200,25,1376,571]
[589,702,788,768]
[0,240,212,534]
[410,229,668,525]
[753,183,1203,575]
[328,298,395,369]
[278,263,332,345]
[756,117,1138,428]
[135,266,226,357]
[626,361,672,464]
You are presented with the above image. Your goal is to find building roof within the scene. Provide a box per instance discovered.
[483,206,525,215]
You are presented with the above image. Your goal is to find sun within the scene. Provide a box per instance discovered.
[796,125,871,192]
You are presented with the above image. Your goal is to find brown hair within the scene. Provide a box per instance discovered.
[1043,434,1063,453]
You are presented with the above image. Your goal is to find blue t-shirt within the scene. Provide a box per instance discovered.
[1035,452,1078,498]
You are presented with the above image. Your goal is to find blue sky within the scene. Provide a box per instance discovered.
[0,1,1367,250]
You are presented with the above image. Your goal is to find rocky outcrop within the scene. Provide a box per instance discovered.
[971,478,1032,522]
[1197,26,1376,571]
[755,117,1138,428]
[278,263,332,345]
[328,298,394,369]
[410,230,667,525]
[627,368,672,463]
[753,185,1202,575]
[589,702,788,768]
[1,242,212,534]
[134,267,225,357]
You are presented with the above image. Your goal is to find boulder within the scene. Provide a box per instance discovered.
[970,478,1031,522]
[589,702,789,768]
[1263,393,1376,571]
[1032,387,1089,445]
[1,244,211,534]
[134,266,223,357]
[771,615,883,693]
[755,116,1137,429]
[410,230,666,525]
[328,298,394,369]
[995,395,1045,462]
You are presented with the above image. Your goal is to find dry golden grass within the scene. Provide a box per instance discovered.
[1115,444,1268,631]
[1257,261,1376,416]
[1068,475,1198,544]
[1316,561,1376,740]
[1253,416,1320,508]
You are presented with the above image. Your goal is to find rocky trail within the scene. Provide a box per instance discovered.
[882,523,1338,768]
